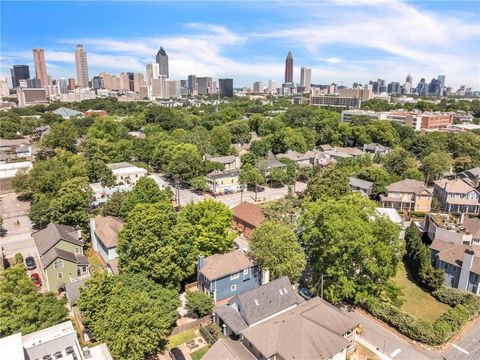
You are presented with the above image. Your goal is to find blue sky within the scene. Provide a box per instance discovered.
[1,1,479,88]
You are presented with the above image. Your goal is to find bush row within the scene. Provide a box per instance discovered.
[363,288,480,346]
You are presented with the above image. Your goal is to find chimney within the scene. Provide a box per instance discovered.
[198,255,205,271]
[261,269,270,285]
[459,213,465,225]
[458,249,475,291]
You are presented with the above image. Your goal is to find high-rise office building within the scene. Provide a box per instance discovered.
[156,47,169,78]
[0,76,9,97]
[10,65,30,88]
[151,76,167,98]
[75,44,89,88]
[405,73,412,86]
[92,76,104,90]
[127,72,134,91]
[417,78,427,96]
[68,78,76,90]
[387,82,401,94]
[57,78,69,94]
[437,75,446,96]
[146,63,160,86]
[253,81,264,94]
[219,79,233,97]
[133,73,145,92]
[300,67,312,91]
[119,73,130,91]
[268,79,277,93]
[284,51,293,83]
[188,75,197,95]
[27,79,42,88]
[166,80,181,98]
[196,77,212,96]
[33,48,49,87]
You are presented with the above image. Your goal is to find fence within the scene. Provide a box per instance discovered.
[170,315,211,335]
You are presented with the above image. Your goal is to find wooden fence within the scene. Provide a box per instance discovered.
[171,315,211,335]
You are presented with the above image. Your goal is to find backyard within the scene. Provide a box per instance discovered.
[393,262,450,323]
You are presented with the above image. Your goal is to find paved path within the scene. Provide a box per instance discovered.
[440,317,480,360]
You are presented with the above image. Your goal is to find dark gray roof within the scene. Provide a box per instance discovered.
[65,279,86,305]
[33,223,82,256]
[233,276,297,325]
[265,159,287,169]
[203,339,255,360]
[206,155,236,164]
[215,305,248,335]
[206,169,240,179]
[40,247,78,268]
[349,177,374,190]
[364,143,390,152]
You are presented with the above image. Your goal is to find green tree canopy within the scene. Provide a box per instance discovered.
[178,200,235,256]
[421,151,453,184]
[120,177,172,217]
[0,265,68,337]
[185,291,214,317]
[305,165,351,201]
[250,221,306,283]
[300,193,403,304]
[41,121,78,152]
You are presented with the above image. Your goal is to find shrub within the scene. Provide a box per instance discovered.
[432,287,480,308]
[185,291,214,318]
[410,211,426,218]
[14,253,24,266]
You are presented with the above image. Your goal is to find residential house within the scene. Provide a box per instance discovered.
[457,167,480,189]
[434,178,480,213]
[205,154,241,171]
[424,213,476,245]
[206,169,242,195]
[203,339,255,360]
[197,250,260,303]
[214,276,299,336]
[430,239,480,295]
[0,161,32,179]
[380,179,432,212]
[233,143,250,156]
[232,202,265,239]
[90,215,124,275]
[349,177,373,197]
[463,216,480,245]
[33,223,90,292]
[52,107,84,119]
[238,297,357,360]
[15,144,32,158]
[275,150,313,167]
[363,143,390,156]
[107,162,148,186]
[0,321,113,360]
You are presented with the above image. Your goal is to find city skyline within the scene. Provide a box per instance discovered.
[1,1,479,89]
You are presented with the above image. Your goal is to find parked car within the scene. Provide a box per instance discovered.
[31,273,41,287]
[299,287,313,300]
[25,256,36,270]
[169,347,186,360]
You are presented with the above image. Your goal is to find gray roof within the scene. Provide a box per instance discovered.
[203,339,255,360]
[40,247,82,268]
[200,250,254,281]
[349,177,374,190]
[464,167,480,178]
[206,169,240,180]
[15,144,30,153]
[52,107,83,118]
[107,162,136,170]
[206,155,236,164]
[364,143,390,152]
[215,305,248,334]
[65,279,86,305]
[242,297,358,360]
[234,276,297,325]
[33,223,82,256]
[265,159,287,169]
[385,179,431,195]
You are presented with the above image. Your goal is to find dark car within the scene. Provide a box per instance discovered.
[25,256,36,270]
[169,347,186,360]
[31,273,42,287]
[299,287,313,300]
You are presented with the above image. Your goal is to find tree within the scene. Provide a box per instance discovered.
[305,165,351,201]
[263,198,300,228]
[421,151,453,184]
[239,164,265,202]
[41,121,78,152]
[383,148,419,178]
[185,291,214,317]
[49,177,92,228]
[178,200,235,256]
[101,191,128,218]
[85,159,115,187]
[166,143,204,182]
[226,120,251,144]
[210,126,232,155]
[0,265,68,337]
[120,177,172,217]
[78,272,179,360]
[366,120,400,147]
[300,193,403,304]
[250,221,306,283]
[190,177,209,193]
[29,194,53,228]
[356,166,396,198]
[118,202,197,288]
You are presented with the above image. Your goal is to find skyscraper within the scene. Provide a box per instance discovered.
[219,79,233,97]
[146,63,160,86]
[196,77,212,96]
[33,49,49,87]
[253,81,264,94]
[92,76,104,90]
[57,78,69,94]
[188,75,197,95]
[300,67,312,90]
[284,51,293,83]
[156,47,169,78]
[268,79,277,93]
[405,73,412,86]
[133,73,145,92]
[68,78,76,90]
[75,44,89,88]
[10,65,30,88]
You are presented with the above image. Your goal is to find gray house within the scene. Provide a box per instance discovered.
[430,239,480,295]
[349,177,374,197]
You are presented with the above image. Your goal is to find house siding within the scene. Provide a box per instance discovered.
[45,260,82,291]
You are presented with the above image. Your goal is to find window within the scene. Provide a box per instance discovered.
[243,268,249,276]
[57,272,63,279]
[74,247,81,254]
[53,260,64,270]
[231,284,237,291]
[230,272,240,280]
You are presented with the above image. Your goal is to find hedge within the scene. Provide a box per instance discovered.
[363,287,480,346]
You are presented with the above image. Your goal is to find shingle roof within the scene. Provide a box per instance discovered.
[435,179,477,194]
[94,215,124,248]
[203,339,255,360]
[232,202,265,228]
[463,216,480,239]
[349,177,374,190]
[200,250,254,281]
[206,155,236,164]
[215,305,248,334]
[206,169,240,179]
[40,248,77,268]
[107,162,136,170]
[65,279,86,305]
[431,239,480,275]
[234,276,297,326]
[386,179,431,194]
[33,223,82,256]
[242,297,358,360]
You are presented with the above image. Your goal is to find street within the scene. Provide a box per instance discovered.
[341,306,480,360]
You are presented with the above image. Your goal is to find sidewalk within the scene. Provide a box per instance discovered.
[357,336,392,360]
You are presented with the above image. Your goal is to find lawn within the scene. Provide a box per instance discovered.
[167,329,196,350]
[393,262,450,323]
[85,249,104,272]
[190,346,209,360]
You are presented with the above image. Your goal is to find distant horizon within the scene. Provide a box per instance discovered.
[1,1,479,89]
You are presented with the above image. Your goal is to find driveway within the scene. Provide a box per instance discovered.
[342,306,480,360]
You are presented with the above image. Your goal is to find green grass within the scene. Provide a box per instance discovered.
[85,249,104,272]
[190,346,210,360]
[394,262,450,323]
[167,329,196,350]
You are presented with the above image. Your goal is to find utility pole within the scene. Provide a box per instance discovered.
[320,274,324,299]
